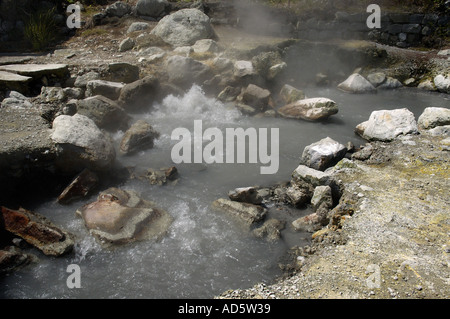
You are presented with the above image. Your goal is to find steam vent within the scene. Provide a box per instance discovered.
[0,0,449,304]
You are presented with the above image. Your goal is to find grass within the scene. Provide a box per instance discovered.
[23,8,58,51]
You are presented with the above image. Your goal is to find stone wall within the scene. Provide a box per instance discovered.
[296,12,449,48]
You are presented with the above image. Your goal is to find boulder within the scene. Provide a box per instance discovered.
[151,9,215,47]
[311,185,333,212]
[118,75,161,112]
[356,108,418,141]
[237,84,271,112]
[367,72,386,87]
[192,39,220,54]
[378,77,403,90]
[76,188,173,247]
[1,91,33,108]
[74,71,100,88]
[119,120,160,155]
[228,187,263,205]
[278,97,338,121]
[291,165,332,188]
[127,22,150,34]
[1,206,74,256]
[0,64,69,80]
[301,137,348,171]
[57,169,99,205]
[105,1,131,17]
[279,84,305,104]
[51,114,116,173]
[434,74,450,94]
[233,60,255,78]
[106,63,140,84]
[212,198,267,228]
[86,80,125,100]
[76,95,130,132]
[285,185,311,208]
[40,87,66,103]
[136,0,169,18]
[418,107,450,130]
[0,71,32,94]
[166,55,211,87]
[337,73,376,93]
[0,247,38,274]
[119,37,135,52]
[252,219,285,242]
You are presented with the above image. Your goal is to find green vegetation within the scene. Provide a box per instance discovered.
[23,8,58,51]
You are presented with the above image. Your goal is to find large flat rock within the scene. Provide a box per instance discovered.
[0,64,69,79]
[0,71,32,93]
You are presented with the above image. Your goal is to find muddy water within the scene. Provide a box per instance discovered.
[1,85,448,298]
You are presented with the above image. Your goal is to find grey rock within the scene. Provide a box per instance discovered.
[311,185,333,212]
[278,97,338,122]
[151,8,214,47]
[40,86,66,103]
[228,187,263,205]
[212,198,267,228]
[119,120,160,155]
[136,0,169,18]
[434,74,450,94]
[378,77,403,90]
[233,60,255,78]
[237,84,271,112]
[105,1,131,17]
[338,73,376,94]
[77,95,130,132]
[74,71,100,88]
[291,165,332,188]
[86,80,125,100]
[127,22,150,34]
[51,114,116,172]
[356,108,418,141]
[119,37,135,52]
[192,39,220,54]
[118,75,161,112]
[367,72,386,87]
[166,55,211,87]
[107,62,140,84]
[301,137,348,171]
[76,187,173,247]
[418,107,450,130]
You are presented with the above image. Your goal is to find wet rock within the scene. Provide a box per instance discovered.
[136,0,169,18]
[292,211,328,233]
[337,73,376,93]
[251,51,283,80]
[166,55,211,87]
[151,8,215,47]
[0,246,38,274]
[267,62,287,80]
[131,166,179,185]
[418,107,450,130]
[311,185,333,212]
[119,37,135,52]
[356,108,418,142]
[1,206,74,256]
[252,219,285,242]
[127,22,150,34]
[233,60,255,78]
[118,75,161,112]
[417,79,436,91]
[279,84,305,104]
[278,97,338,122]
[301,137,347,171]
[57,169,99,205]
[51,114,116,173]
[228,187,263,205]
[217,86,241,102]
[212,198,267,228]
[120,120,160,155]
[237,84,272,112]
[86,80,125,100]
[434,74,450,94]
[285,185,311,208]
[291,165,332,188]
[76,188,173,247]
[76,95,130,132]
[105,1,131,18]
[106,63,140,84]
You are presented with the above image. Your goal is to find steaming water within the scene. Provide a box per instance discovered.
[1,85,448,299]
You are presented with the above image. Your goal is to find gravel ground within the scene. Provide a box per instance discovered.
[218,133,450,299]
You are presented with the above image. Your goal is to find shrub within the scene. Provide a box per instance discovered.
[23,8,58,51]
